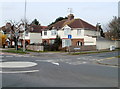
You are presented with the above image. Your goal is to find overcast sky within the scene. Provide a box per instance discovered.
[0,0,119,31]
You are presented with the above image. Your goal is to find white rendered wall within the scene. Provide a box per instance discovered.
[30,33,42,44]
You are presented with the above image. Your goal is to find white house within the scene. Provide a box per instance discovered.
[19,25,47,46]
[42,14,100,48]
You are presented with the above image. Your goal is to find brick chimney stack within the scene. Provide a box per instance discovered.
[68,14,74,20]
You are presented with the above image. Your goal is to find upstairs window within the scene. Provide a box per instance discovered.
[44,31,47,36]
[64,28,71,36]
[77,29,81,36]
[51,29,57,36]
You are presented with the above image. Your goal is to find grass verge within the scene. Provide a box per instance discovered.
[71,50,118,55]
[116,55,120,58]
[2,49,27,54]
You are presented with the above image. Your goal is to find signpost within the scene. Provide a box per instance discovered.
[15,31,19,50]
[68,35,72,54]
[68,35,72,39]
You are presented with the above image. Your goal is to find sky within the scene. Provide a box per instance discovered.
[0,0,119,31]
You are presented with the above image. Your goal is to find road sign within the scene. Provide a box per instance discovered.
[68,35,72,39]
[74,48,81,50]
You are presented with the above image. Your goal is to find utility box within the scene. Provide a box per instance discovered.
[110,45,115,51]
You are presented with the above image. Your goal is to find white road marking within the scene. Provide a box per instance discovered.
[51,62,59,66]
[0,61,37,68]
[5,55,13,57]
[24,55,30,57]
[66,61,87,65]
[36,59,88,65]
[0,70,39,73]
[0,56,4,57]
[36,60,59,65]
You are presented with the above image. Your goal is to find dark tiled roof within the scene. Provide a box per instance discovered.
[30,25,48,33]
[48,18,97,31]
[30,25,42,33]
[0,26,11,33]
[48,19,67,30]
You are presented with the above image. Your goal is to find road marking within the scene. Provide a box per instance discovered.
[0,70,39,73]
[51,62,59,66]
[97,56,116,61]
[0,56,4,57]
[36,60,60,66]
[96,56,118,67]
[5,56,13,58]
[0,61,37,68]
[36,59,88,65]
[105,57,116,59]
[66,61,87,65]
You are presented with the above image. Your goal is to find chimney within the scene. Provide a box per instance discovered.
[68,14,74,20]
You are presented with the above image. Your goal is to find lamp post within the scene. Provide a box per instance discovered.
[23,0,27,52]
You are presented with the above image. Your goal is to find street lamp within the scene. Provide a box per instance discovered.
[23,0,27,52]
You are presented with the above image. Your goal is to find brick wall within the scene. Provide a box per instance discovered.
[71,39,84,46]
[42,39,50,44]
[69,45,96,52]
[26,45,44,51]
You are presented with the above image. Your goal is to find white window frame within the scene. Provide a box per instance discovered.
[77,29,81,36]
[64,28,71,36]
[50,40,55,44]
[62,39,71,47]
[51,29,57,36]
[44,31,47,36]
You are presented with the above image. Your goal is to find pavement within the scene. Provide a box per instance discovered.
[96,57,118,67]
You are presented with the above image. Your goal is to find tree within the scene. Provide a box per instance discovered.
[8,20,31,50]
[105,16,120,40]
[31,19,40,25]
[0,33,7,48]
[48,17,68,26]
[53,35,62,51]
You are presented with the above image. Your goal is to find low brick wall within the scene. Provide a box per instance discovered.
[26,45,44,51]
[69,45,96,52]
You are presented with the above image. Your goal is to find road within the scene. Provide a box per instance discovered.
[0,51,119,87]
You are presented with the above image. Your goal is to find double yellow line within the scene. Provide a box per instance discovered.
[96,56,118,67]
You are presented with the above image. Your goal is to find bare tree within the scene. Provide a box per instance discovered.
[105,16,120,40]
[9,20,31,50]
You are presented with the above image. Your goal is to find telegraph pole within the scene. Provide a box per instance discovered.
[23,0,27,52]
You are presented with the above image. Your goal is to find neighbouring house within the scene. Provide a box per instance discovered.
[0,23,47,48]
[18,24,47,46]
[0,23,12,47]
[42,14,100,50]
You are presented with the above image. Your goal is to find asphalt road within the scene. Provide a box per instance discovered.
[0,51,119,87]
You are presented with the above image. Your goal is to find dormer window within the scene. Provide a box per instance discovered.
[77,29,81,36]
[64,28,71,36]
[51,29,57,36]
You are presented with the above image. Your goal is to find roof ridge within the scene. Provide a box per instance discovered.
[63,19,75,27]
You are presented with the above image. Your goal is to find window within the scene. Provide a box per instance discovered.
[64,28,71,36]
[51,29,57,36]
[77,29,81,36]
[44,31,47,36]
[50,40,55,44]
[62,39,71,47]
[77,41,82,46]
[25,32,28,36]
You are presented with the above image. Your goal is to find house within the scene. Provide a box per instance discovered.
[0,23,47,47]
[42,14,100,49]
[0,23,12,47]
[19,24,47,46]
